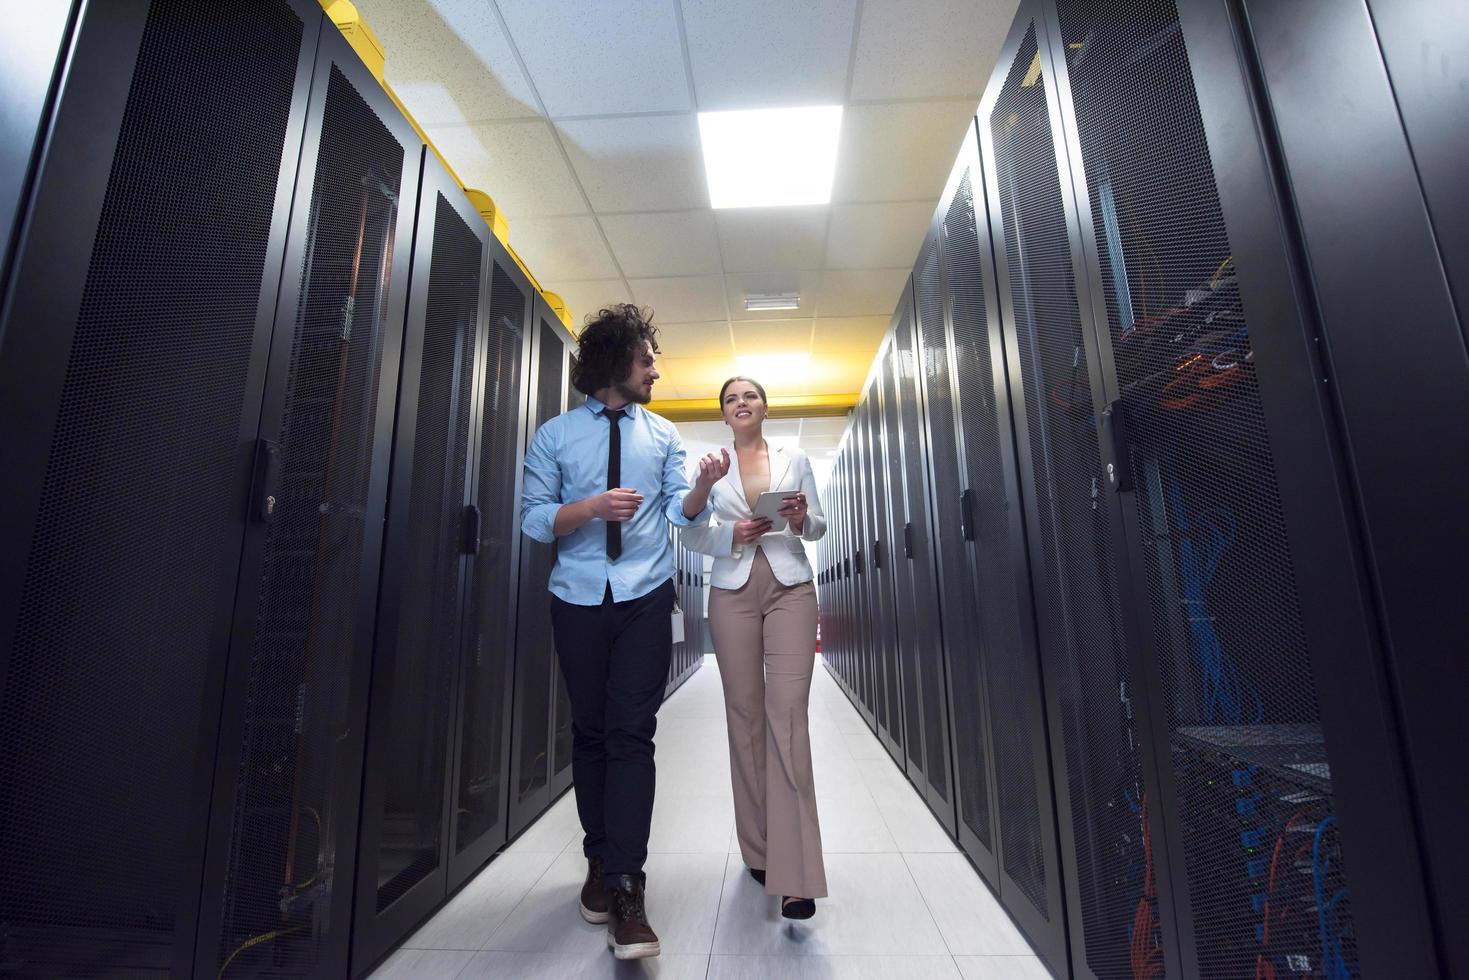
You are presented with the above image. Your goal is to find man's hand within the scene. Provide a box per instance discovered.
[589,488,643,522]
[732,517,773,545]
[693,449,731,490]
[778,491,808,535]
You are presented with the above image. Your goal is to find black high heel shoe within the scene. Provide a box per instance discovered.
[781,896,816,920]
[748,867,766,885]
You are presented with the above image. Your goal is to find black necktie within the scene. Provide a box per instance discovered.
[603,408,625,560]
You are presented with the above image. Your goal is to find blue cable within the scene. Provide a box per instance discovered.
[1312,816,1352,979]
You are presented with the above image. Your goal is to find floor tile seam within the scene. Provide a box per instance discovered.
[704,852,734,976]
[898,849,959,959]
[473,846,568,953]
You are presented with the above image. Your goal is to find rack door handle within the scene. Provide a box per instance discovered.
[960,489,976,542]
[1101,398,1135,492]
[903,523,915,559]
[250,439,282,523]
[461,504,482,554]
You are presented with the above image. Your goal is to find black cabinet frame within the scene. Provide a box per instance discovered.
[197,17,422,977]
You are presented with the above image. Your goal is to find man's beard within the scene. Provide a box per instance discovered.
[616,378,652,405]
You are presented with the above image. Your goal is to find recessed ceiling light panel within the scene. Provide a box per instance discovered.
[698,106,843,209]
[744,292,801,311]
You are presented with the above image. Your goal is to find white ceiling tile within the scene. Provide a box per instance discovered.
[657,321,734,359]
[600,211,723,278]
[724,270,824,321]
[542,280,632,327]
[427,120,586,219]
[831,102,976,204]
[731,319,815,355]
[813,315,890,352]
[681,0,858,110]
[507,216,620,281]
[497,0,691,116]
[629,275,729,322]
[850,0,1015,102]
[557,115,709,212]
[354,0,541,124]
[715,206,829,273]
[812,268,910,317]
[825,202,936,269]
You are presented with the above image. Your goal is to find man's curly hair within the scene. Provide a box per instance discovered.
[570,303,661,396]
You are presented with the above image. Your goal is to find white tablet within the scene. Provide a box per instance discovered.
[752,490,798,532]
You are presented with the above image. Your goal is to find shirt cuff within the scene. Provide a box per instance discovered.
[521,501,561,543]
[667,496,711,527]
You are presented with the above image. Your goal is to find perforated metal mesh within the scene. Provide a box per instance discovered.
[948,162,1054,914]
[457,264,526,853]
[0,2,302,972]
[1057,2,1354,975]
[514,320,565,806]
[906,243,952,804]
[372,194,480,914]
[217,63,404,976]
[864,407,898,748]
[881,353,921,767]
[991,24,1158,976]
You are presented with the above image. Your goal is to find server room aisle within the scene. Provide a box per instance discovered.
[369,657,1048,980]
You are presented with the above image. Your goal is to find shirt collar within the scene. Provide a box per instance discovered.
[584,395,642,419]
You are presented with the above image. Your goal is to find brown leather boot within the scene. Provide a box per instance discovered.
[605,874,660,959]
[579,856,608,924]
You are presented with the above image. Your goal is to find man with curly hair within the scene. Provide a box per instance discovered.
[520,303,728,960]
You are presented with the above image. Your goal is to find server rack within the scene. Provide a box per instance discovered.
[937,120,1068,971]
[1229,2,1469,972]
[507,303,576,837]
[446,234,535,893]
[351,148,490,967]
[891,265,958,831]
[860,389,903,762]
[0,2,324,973]
[198,15,424,976]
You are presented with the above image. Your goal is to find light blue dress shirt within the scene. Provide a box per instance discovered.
[520,396,710,606]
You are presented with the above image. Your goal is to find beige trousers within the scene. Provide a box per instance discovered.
[708,548,827,899]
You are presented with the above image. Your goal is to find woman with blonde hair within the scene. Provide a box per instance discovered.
[681,376,827,919]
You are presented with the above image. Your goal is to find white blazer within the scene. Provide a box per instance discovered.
[681,443,827,590]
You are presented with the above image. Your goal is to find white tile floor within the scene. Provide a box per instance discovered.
[371,657,1051,980]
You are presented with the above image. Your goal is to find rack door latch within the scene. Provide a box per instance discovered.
[1100,398,1135,493]
[461,504,481,555]
[960,489,976,542]
[250,438,282,523]
[903,522,915,559]
[872,538,884,570]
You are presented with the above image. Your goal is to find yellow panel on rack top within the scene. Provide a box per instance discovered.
[322,1,385,82]
[463,190,510,246]
[542,292,575,333]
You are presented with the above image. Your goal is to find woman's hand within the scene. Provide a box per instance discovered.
[778,492,808,535]
[732,517,773,545]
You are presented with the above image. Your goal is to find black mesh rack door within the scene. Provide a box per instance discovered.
[352,153,487,967]
[879,338,924,781]
[862,401,902,761]
[509,310,568,835]
[0,2,317,974]
[899,249,957,828]
[200,19,422,979]
[942,116,1067,969]
[545,318,577,798]
[981,8,1170,979]
[1050,0,1417,975]
[917,191,1000,883]
[449,244,530,888]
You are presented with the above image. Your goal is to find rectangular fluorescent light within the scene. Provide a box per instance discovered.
[736,353,811,389]
[744,293,801,312]
[698,106,843,209]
